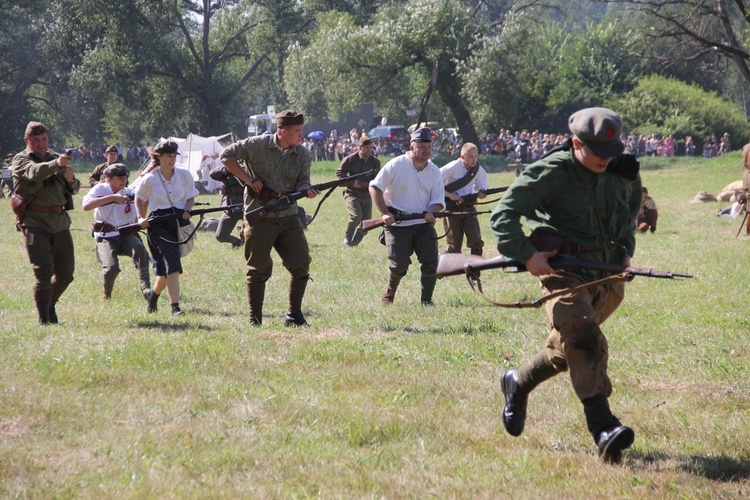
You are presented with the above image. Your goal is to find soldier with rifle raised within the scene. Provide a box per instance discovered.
[488,107,643,464]
[369,127,445,305]
[220,110,319,327]
[440,142,489,256]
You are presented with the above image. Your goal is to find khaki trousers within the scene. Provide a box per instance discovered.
[541,273,625,401]
[343,190,372,243]
[442,212,484,253]
[243,215,311,283]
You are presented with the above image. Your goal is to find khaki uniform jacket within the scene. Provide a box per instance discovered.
[11,149,81,233]
[220,134,312,219]
[490,146,641,280]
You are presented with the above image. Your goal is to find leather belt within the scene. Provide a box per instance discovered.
[93,221,117,233]
[28,204,64,213]
[561,241,605,255]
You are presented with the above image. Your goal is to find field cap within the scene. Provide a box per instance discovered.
[152,139,180,155]
[411,127,432,143]
[105,145,118,154]
[276,110,305,127]
[568,107,625,158]
[360,134,373,147]
[104,163,130,178]
[25,121,47,137]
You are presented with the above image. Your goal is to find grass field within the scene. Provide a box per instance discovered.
[0,154,748,497]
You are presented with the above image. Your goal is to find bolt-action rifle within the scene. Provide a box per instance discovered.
[245,169,376,227]
[444,185,509,210]
[117,203,244,240]
[361,210,491,233]
[436,252,692,308]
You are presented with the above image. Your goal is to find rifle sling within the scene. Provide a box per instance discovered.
[306,185,337,225]
[465,268,633,308]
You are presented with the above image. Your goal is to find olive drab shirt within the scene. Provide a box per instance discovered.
[220,134,312,219]
[11,149,81,233]
[336,152,381,194]
[490,147,641,279]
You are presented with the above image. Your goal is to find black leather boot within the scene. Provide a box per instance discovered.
[500,350,558,437]
[583,395,634,464]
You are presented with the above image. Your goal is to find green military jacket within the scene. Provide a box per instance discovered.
[490,147,641,278]
[11,149,81,233]
[220,134,312,219]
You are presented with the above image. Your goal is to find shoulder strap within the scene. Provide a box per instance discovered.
[444,162,480,193]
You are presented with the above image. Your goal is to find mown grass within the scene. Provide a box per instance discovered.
[0,154,748,497]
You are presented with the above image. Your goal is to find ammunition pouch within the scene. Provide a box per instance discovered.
[10,194,31,229]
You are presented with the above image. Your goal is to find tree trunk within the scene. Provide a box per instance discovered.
[434,63,480,145]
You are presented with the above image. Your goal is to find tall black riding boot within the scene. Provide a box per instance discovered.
[285,277,309,326]
[33,286,53,325]
[247,281,266,326]
[49,279,70,324]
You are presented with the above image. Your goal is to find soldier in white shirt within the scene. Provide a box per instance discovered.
[369,127,445,305]
[440,143,488,255]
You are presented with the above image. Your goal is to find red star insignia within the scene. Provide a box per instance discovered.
[605,128,615,138]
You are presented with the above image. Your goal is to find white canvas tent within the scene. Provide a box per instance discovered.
[172,133,232,193]
[131,133,232,193]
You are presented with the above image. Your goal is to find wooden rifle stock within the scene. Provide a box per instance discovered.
[117,203,244,239]
[436,253,693,279]
[444,185,509,210]
[244,169,376,226]
[361,210,490,233]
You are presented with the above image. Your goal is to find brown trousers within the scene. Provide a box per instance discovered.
[443,212,484,254]
[541,273,625,401]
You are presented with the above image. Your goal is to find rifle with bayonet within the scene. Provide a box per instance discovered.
[361,210,491,233]
[245,169,376,226]
[444,185,509,210]
[436,252,692,308]
[117,203,244,240]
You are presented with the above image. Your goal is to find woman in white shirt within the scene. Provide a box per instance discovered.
[135,140,199,315]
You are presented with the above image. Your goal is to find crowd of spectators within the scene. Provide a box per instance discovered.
[45,128,734,167]
[300,127,462,162]
[475,129,734,162]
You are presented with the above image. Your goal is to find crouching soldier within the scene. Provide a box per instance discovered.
[82,163,153,302]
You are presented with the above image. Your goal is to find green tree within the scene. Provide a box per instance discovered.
[0,1,58,153]
[462,16,645,133]
[607,75,750,145]
[597,0,750,91]
[287,0,484,144]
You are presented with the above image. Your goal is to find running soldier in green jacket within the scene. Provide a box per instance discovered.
[489,107,642,463]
